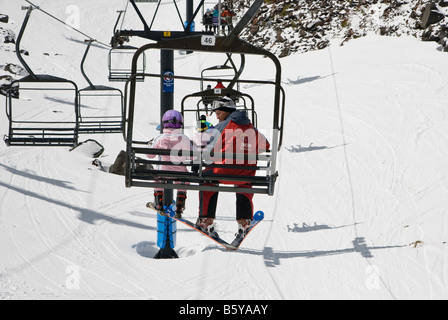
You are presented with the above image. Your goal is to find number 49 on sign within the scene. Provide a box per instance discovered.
[201,35,216,46]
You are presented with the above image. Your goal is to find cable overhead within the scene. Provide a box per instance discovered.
[24,0,111,48]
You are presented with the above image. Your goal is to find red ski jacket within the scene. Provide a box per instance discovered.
[206,111,270,184]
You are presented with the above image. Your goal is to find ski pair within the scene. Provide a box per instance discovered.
[147,202,263,250]
[175,214,263,250]
[173,214,263,250]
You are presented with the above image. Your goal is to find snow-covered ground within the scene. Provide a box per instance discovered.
[1,0,448,300]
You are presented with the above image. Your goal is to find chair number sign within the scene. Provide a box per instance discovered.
[201,35,216,47]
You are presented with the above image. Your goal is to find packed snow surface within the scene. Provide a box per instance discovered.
[1,0,448,299]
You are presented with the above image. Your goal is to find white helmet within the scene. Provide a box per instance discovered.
[211,96,236,113]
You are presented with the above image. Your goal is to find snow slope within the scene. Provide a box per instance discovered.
[1,0,448,300]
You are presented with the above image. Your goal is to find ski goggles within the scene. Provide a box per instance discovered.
[211,99,235,112]
[163,119,183,126]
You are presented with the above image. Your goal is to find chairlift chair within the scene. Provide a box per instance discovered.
[77,40,124,135]
[123,35,285,196]
[108,45,146,82]
[181,87,257,127]
[4,75,79,147]
[3,6,79,147]
[200,54,243,93]
[108,9,146,82]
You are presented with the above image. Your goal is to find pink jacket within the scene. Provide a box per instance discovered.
[147,128,193,172]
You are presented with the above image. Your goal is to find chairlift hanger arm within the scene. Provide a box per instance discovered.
[16,6,36,79]
[80,39,95,89]
[226,53,245,91]
[113,10,125,34]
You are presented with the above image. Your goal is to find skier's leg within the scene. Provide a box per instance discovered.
[150,189,164,212]
[197,186,219,236]
[236,186,254,234]
[175,190,187,218]
[236,189,254,221]
[199,188,218,219]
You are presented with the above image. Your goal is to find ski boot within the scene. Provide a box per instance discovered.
[174,191,187,219]
[147,190,166,215]
[236,219,252,237]
[195,217,219,238]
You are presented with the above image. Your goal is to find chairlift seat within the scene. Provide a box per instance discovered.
[77,85,124,134]
[128,147,276,195]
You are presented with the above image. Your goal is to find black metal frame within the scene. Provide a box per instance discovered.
[118,0,285,196]
[123,35,285,196]
[77,87,124,134]
[116,0,212,42]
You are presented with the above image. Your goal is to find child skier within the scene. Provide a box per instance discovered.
[146,110,193,218]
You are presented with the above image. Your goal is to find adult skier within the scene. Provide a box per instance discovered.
[202,8,213,32]
[195,96,270,237]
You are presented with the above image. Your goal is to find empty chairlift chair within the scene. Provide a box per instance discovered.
[4,75,79,147]
[3,6,79,147]
[108,45,146,82]
[77,40,124,134]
